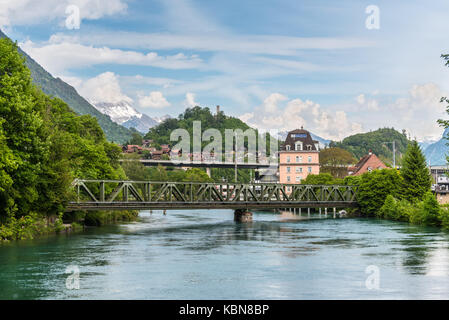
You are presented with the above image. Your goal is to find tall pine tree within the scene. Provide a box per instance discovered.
[400,140,431,202]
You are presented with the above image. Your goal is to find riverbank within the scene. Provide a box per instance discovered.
[0,210,139,242]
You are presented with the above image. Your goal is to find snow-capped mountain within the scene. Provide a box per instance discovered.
[92,101,159,134]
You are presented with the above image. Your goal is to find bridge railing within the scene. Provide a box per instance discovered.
[70,179,357,205]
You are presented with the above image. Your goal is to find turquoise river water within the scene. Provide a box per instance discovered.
[1,209,449,299]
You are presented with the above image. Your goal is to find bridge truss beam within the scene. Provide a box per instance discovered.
[67,180,357,211]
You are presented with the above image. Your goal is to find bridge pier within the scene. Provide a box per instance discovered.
[206,167,211,178]
[234,209,253,222]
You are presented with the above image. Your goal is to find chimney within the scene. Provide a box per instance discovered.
[368,149,372,155]
[216,105,220,115]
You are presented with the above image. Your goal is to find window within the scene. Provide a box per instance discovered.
[296,167,301,173]
[286,145,291,151]
[287,156,290,163]
[287,167,291,173]
[299,156,302,163]
[287,176,291,182]
[287,186,291,192]
[307,145,312,151]
[295,156,299,163]
[308,156,312,163]
[295,176,301,182]
[308,167,312,173]
[367,166,373,172]
[295,141,303,151]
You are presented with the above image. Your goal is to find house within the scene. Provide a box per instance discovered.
[348,150,387,176]
[279,127,320,190]
[125,145,142,153]
[161,144,170,154]
[142,139,153,148]
[151,150,163,160]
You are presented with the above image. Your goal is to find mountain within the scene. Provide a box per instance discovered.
[423,128,449,165]
[278,130,330,149]
[0,29,133,144]
[329,128,411,165]
[92,101,159,134]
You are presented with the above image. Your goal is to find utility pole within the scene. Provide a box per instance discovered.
[384,141,396,168]
[234,132,238,183]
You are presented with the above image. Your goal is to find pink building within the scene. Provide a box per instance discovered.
[279,127,320,189]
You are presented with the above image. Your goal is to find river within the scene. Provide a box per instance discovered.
[1,209,449,299]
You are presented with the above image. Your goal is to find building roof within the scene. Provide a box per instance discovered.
[281,127,319,151]
[349,151,387,176]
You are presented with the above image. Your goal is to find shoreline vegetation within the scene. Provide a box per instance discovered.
[0,37,138,241]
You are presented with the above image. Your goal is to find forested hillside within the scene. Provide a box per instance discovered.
[0,37,128,240]
[0,29,133,144]
[145,106,253,146]
[329,128,411,165]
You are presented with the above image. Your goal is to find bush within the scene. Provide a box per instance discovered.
[378,195,397,219]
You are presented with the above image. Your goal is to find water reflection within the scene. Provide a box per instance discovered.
[1,210,449,299]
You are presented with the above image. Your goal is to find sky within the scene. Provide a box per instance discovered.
[2,0,449,141]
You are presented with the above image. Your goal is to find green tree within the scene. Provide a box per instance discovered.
[319,147,356,178]
[378,195,397,219]
[301,173,339,185]
[356,169,403,216]
[400,140,431,202]
[420,192,440,226]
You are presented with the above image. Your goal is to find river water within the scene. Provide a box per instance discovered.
[1,209,449,299]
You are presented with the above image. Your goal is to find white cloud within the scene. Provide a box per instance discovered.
[76,72,132,104]
[138,91,171,109]
[19,39,203,75]
[347,83,447,141]
[61,32,374,57]
[183,92,198,108]
[0,0,127,28]
[240,94,363,140]
[262,93,287,113]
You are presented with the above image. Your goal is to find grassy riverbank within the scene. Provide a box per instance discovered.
[0,211,139,242]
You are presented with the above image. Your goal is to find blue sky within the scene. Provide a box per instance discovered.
[2,0,449,141]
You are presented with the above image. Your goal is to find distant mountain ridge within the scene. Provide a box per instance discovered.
[0,29,133,144]
[92,101,160,134]
[422,128,449,165]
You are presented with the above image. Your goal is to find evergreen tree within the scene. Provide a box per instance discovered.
[400,140,431,202]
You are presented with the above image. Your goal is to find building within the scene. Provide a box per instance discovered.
[279,127,320,187]
[348,150,387,176]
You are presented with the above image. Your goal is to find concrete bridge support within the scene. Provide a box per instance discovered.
[206,167,211,178]
[234,209,253,222]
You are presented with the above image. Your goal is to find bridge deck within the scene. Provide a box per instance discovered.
[67,180,357,211]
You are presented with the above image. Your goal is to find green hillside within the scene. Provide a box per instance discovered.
[329,128,412,165]
[0,30,133,144]
[145,106,253,146]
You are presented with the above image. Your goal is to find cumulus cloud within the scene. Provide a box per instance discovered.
[138,91,171,109]
[240,93,363,140]
[183,92,198,108]
[0,0,127,28]
[19,38,203,75]
[340,83,447,141]
[76,72,132,104]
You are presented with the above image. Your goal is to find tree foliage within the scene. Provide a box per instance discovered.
[0,38,125,230]
[355,169,403,216]
[329,128,411,166]
[400,140,431,202]
[319,147,356,178]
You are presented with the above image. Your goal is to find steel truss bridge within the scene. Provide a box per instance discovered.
[67,180,358,211]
